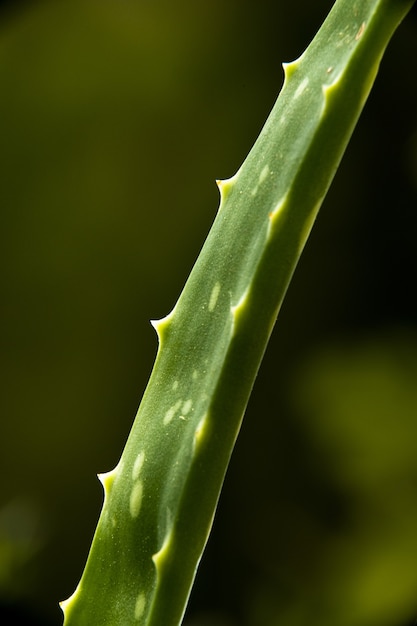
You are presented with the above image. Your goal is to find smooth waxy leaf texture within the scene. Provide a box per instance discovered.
[61,1,416,624]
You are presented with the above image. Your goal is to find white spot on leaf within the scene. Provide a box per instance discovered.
[208,282,221,312]
[259,164,269,183]
[164,399,182,425]
[182,399,193,415]
[294,77,309,99]
[134,592,146,620]
[132,452,145,481]
[130,481,143,518]
[355,22,365,40]
[252,164,270,196]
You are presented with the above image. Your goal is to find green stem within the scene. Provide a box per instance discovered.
[61,1,415,624]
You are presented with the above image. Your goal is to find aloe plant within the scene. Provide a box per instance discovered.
[61,0,416,624]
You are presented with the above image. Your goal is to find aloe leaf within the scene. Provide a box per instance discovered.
[61,0,415,624]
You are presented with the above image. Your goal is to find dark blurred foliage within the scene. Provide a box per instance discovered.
[0,1,417,625]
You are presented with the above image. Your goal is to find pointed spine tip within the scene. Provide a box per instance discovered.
[150,318,161,333]
[282,59,299,80]
[98,466,118,494]
[216,174,237,205]
[60,587,79,620]
[282,50,305,85]
[151,308,175,342]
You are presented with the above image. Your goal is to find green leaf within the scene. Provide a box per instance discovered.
[61,1,416,624]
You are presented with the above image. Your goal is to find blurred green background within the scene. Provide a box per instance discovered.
[1,1,417,624]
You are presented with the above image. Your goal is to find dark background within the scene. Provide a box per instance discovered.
[1,1,417,625]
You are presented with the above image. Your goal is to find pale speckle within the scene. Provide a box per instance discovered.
[294,77,308,99]
[208,282,221,312]
[192,369,199,380]
[172,380,179,391]
[130,481,143,518]
[336,24,353,47]
[134,592,146,620]
[259,164,269,184]
[164,408,175,425]
[252,164,270,196]
[132,452,145,481]
[164,399,182,425]
[355,22,365,40]
[182,399,193,416]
